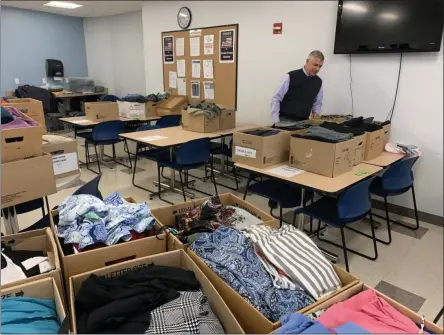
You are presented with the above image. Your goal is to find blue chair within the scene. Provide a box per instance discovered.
[156,115,181,127]
[73,173,103,199]
[156,138,217,204]
[243,174,314,228]
[294,177,378,272]
[77,120,132,174]
[101,94,121,102]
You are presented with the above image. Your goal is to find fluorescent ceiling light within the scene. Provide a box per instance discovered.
[44,1,83,9]
[379,12,399,20]
[343,3,368,13]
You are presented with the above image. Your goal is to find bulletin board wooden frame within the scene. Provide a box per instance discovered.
[162,24,239,109]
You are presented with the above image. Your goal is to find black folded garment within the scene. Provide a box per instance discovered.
[340,117,383,132]
[245,129,281,137]
[320,122,365,136]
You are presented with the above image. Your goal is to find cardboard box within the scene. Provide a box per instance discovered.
[43,135,80,179]
[364,128,384,161]
[1,153,56,208]
[382,123,391,144]
[156,95,188,116]
[3,98,46,132]
[151,193,279,249]
[1,108,45,163]
[301,283,443,334]
[1,278,66,324]
[219,108,236,130]
[84,102,119,121]
[0,228,64,304]
[69,250,244,334]
[188,249,359,334]
[181,109,220,133]
[233,128,291,168]
[49,197,175,289]
[352,134,367,166]
[289,136,354,177]
[117,101,157,119]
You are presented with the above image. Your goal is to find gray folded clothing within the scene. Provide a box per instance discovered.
[293,126,353,143]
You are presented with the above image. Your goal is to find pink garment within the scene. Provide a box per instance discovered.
[318,289,423,334]
[0,106,38,129]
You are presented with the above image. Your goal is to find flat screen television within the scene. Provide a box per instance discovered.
[334,0,444,54]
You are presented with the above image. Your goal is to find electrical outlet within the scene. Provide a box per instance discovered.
[65,78,69,83]
[14,78,20,85]
[42,78,47,84]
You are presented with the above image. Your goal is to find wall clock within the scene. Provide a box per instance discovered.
[178,7,192,29]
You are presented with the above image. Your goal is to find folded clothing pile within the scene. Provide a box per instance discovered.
[1,246,55,286]
[292,126,353,143]
[2,297,61,334]
[166,196,263,244]
[188,101,222,119]
[146,92,171,102]
[386,141,421,156]
[121,94,149,103]
[0,106,38,129]
[190,227,316,322]
[274,120,314,131]
[320,121,365,136]
[277,289,426,334]
[55,191,156,254]
[342,116,385,132]
[245,128,281,137]
[74,264,225,334]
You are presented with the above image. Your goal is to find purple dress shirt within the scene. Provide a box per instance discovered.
[271,67,323,123]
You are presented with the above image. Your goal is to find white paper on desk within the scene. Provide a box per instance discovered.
[52,152,79,175]
[204,81,214,100]
[204,35,214,55]
[177,78,187,96]
[169,71,177,89]
[235,146,257,159]
[203,59,214,79]
[22,257,48,270]
[139,135,167,142]
[192,60,201,78]
[190,37,200,57]
[176,37,184,56]
[71,119,90,124]
[267,165,304,178]
[177,59,186,77]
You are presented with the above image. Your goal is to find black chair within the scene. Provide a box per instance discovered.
[209,138,241,191]
[73,173,103,199]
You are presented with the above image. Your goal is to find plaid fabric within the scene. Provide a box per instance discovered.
[145,291,224,334]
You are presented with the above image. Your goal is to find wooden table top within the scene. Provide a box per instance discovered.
[363,151,405,167]
[59,116,160,126]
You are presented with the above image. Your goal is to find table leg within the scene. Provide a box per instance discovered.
[297,188,306,230]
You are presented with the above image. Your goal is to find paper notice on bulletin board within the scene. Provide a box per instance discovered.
[220,29,235,63]
[190,37,200,57]
[163,36,174,64]
[191,81,201,99]
[176,37,184,56]
[204,81,214,100]
[177,59,186,77]
[169,71,177,89]
[192,60,201,78]
[177,78,187,96]
[204,35,214,55]
[203,59,213,79]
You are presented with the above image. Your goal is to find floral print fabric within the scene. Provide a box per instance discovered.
[56,192,155,250]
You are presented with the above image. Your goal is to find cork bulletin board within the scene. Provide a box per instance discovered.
[162,24,238,109]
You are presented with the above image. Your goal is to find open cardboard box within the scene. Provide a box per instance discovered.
[299,282,443,334]
[188,249,359,334]
[84,102,119,121]
[233,127,291,168]
[1,108,45,163]
[156,95,188,116]
[1,278,66,325]
[49,197,176,291]
[151,193,279,250]
[1,153,56,208]
[43,135,80,179]
[351,134,367,166]
[181,109,220,133]
[1,228,64,304]
[117,101,157,119]
[364,128,385,161]
[3,98,46,132]
[69,250,244,333]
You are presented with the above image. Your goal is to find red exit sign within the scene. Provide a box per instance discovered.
[273,23,282,34]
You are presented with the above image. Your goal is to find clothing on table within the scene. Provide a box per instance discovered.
[145,290,224,334]
[121,94,149,103]
[75,264,201,334]
[320,121,365,136]
[317,289,424,333]
[385,141,421,156]
[291,126,353,143]
[190,227,314,322]
[341,117,383,132]
[1,106,14,124]
[1,253,27,285]
[188,101,222,119]
[0,106,38,129]
[245,129,281,137]
[242,224,341,299]
[274,120,314,131]
[271,68,323,123]
[56,191,156,251]
[1,297,60,334]
[156,92,170,102]
[276,313,369,334]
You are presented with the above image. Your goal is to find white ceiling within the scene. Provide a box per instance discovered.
[1,1,142,17]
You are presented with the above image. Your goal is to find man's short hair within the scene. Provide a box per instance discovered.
[308,50,325,61]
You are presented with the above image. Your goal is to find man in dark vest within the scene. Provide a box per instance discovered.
[271,50,324,123]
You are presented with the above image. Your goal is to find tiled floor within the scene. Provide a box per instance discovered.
[4,139,443,326]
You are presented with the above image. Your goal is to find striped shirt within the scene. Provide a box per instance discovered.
[242,224,341,300]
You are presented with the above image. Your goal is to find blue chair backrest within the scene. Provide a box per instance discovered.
[156,115,181,128]
[136,125,160,132]
[176,138,211,165]
[73,174,103,199]
[101,95,120,102]
[92,120,125,142]
[381,156,418,191]
[337,177,374,221]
